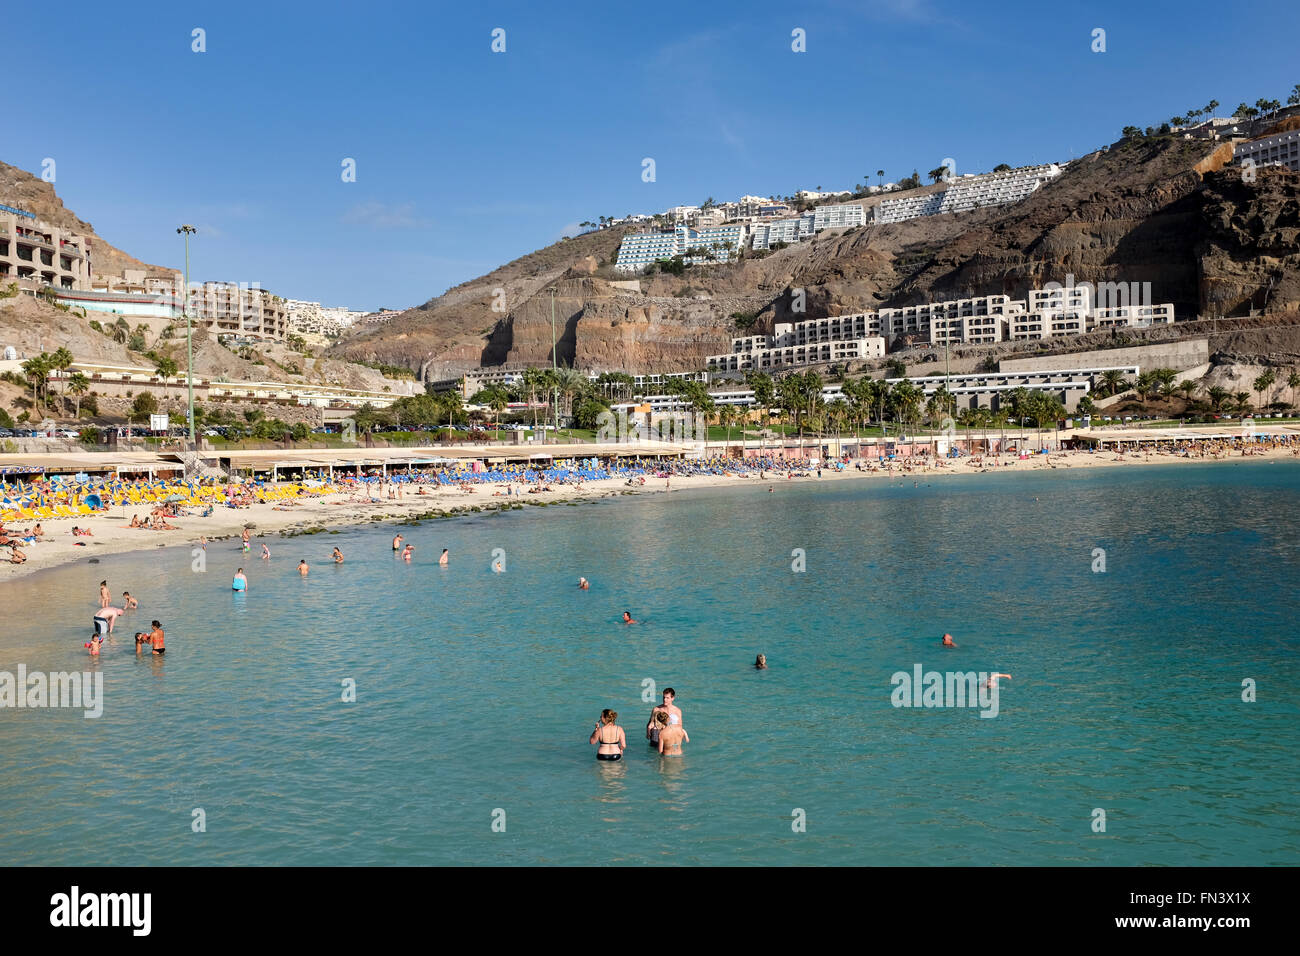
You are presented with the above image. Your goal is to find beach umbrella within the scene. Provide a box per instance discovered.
[165,493,188,502]
[85,494,102,509]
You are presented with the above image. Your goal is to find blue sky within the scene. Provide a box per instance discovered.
[5,0,1298,311]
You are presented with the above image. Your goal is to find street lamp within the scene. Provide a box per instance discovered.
[176,225,197,442]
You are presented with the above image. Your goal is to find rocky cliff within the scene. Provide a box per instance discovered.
[330,135,1300,377]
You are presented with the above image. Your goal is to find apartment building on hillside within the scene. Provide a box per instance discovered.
[0,204,93,290]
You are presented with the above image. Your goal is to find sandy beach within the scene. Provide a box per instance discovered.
[4,443,1296,584]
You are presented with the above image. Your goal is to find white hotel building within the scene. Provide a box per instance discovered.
[615,224,748,272]
[706,287,1175,373]
[1233,129,1300,173]
[875,164,1063,226]
[751,203,865,251]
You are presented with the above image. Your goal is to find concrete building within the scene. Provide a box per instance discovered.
[1234,128,1300,173]
[798,190,852,201]
[875,164,1062,225]
[188,282,288,341]
[615,225,747,272]
[0,205,93,290]
[751,214,815,250]
[811,203,866,230]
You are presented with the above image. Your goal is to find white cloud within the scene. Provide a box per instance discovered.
[342,201,431,230]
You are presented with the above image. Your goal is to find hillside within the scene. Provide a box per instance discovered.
[0,160,174,278]
[331,135,1300,378]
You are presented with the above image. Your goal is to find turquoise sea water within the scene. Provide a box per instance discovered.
[1,461,1297,866]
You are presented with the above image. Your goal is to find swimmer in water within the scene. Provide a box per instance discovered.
[590,709,626,761]
[942,633,956,647]
[986,673,1011,689]
[439,549,449,566]
[232,569,248,591]
[392,534,403,551]
[332,547,344,564]
[298,559,309,576]
[622,610,637,624]
[87,635,102,656]
[402,545,413,562]
[261,544,270,560]
[577,577,589,590]
[122,591,139,610]
[755,653,767,669]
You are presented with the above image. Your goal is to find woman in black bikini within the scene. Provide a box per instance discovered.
[589,709,626,761]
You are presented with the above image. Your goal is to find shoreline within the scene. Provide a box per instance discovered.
[3,446,1296,584]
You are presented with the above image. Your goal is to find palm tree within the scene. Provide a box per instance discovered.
[50,347,73,399]
[68,372,90,418]
[876,170,884,188]
[439,390,463,433]
[522,367,547,432]
[1178,380,1197,402]
[1253,370,1276,410]
[21,353,51,410]
[484,385,509,434]
[1206,385,1229,411]
[718,405,737,448]
[1207,99,1220,117]
[1235,390,1252,414]
[1288,370,1300,409]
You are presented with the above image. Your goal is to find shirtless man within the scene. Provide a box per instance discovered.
[297,559,310,576]
[986,673,1011,689]
[942,633,956,648]
[93,605,125,637]
[646,687,682,743]
[392,534,403,552]
[577,577,589,590]
[241,527,251,552]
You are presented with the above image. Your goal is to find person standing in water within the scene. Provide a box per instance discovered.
[232,569,248,591]
[589,709,626,761]
[261,544,270,560]
[392,534,403,552]
[755,653,767,669]
[98,580,110,609]
[298,559,310,576]
[656,712,689,756]
[439,549,449,566]
[647,688,681,742]
[241,527,251,553]
[332,547,344,564]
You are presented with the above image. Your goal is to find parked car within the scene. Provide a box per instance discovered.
[0,427,13,437]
